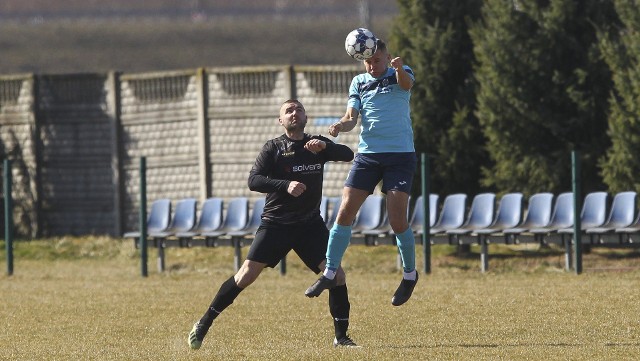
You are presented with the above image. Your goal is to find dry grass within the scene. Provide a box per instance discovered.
[1,237,639,360]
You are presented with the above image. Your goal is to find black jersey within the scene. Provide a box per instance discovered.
[248,133,354,224]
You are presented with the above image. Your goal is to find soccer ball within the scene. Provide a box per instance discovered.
[345,28,378,61]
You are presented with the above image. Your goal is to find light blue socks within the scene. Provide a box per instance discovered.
[325,223,352,271]
[325,224,415,276]
[396,227,416,273]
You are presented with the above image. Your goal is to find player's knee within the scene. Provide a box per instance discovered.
[335,209,358,226]
[234,262,262,288]
[389,217,409,234]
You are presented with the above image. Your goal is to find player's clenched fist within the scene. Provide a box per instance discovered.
[287,181,306,197]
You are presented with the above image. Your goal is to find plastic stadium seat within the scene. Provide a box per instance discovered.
[176,197,224,246]
[446,193,495,237]
[200,197,249,238]
[149,198,197,241]
[557,192,608,234]
[615,200,640,242]
[502,193,554,242]
[429,193,467,236]
[227,197,265,238]
[123,198,171,241]
[428,194,439,228]
[474,192,524,242]
[351,195,384,234]
[586,191,637,243]
[469,192,522,272]
[528,192,575,237]
[223,197,261,271]
[409,194,439,236]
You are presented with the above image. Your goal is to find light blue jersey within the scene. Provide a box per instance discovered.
[346,66,415,153]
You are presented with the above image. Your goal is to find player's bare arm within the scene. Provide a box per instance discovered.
[391,57,413,91]
[329,108,359,137]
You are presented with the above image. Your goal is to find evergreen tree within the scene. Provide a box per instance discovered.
[389,0,486,196]
[599,0,640,193]
[470,0,613,195]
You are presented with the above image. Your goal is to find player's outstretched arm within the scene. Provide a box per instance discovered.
[391,57,413,91]
[305,138,354,162]
[329,107,359,137]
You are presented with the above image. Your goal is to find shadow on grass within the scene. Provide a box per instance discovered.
[591,248,640,260]
[432,243,640,272]
[448,244,640,260]
[383,341,640,349]
[450,246,565,261]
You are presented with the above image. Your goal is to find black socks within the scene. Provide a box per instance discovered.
[329,284,350,340]
[199,276,244,328]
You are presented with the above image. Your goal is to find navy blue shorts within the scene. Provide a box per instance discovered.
[345,152,417,194]
[246,217,328,274]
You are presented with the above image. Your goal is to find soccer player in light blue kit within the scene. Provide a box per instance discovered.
[305,39,419,306]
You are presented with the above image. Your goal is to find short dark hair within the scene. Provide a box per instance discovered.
[281,99,305,111]
[375,39,387,53]
[282,99,302,106]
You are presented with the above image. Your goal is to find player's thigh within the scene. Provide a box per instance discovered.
[292,218,330,274]
[340,153,383,224]
[381,152,417,194]
[344,153,383,193]
[246,225,293,268]
[336,187,370,225]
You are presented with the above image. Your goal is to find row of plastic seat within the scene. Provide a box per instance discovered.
[349,191,640,245]
[404,191,640,244]
[124,195,391,248]
[347,191,640,272]
[123,197,266,272]
[125,191,640,272]
[126,191,640,246]
[123,197,265,247]
[123,195,358,272]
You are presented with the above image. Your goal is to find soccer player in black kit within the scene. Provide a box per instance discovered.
[188,99,359,349]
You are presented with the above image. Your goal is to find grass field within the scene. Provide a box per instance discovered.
[1,237,639,360]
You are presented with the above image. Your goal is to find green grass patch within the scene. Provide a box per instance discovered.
[1,236,134,261]
[1,237,639,360]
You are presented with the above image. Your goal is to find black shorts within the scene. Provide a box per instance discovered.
[246,217,329,274]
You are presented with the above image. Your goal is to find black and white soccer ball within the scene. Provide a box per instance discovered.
[344,28,378,61]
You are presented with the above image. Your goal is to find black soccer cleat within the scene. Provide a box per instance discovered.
[305,275,337,297]
[333,336,361,348]
[188,321,209,350]
[391,272,419,306]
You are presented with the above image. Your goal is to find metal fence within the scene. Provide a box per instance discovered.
[0,65,361,237]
